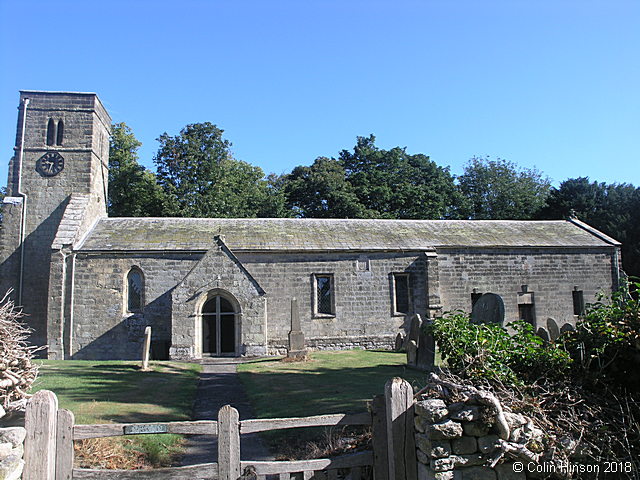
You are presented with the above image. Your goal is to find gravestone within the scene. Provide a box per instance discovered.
[471,293,505,325]
[416,323,435,371]
[546,318,560,341]
[141,326,151,371]
[394,333,404,352]
[560,323,575,334]
[406,314,423,348]
[407,340,418,367]
[287,298,307,359]
[536,328,550,343]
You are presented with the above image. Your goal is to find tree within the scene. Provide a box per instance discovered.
[456,157,551,219]
[153,123,280,218]
[259,173,293,218]
[285,157,367,218]
[539,177,640,277]
[108,123,167,217]
[285,135,459,219]
[339,135,460,219]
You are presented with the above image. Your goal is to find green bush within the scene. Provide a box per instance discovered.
[563,278,640,389]
[426,312,572,386]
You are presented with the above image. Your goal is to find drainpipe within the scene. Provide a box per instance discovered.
[67,252,76,358]
[16,98,29,306]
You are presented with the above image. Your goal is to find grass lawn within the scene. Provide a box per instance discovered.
[238,350,428,418]
[31,360,201,468]
[238,350,429,456]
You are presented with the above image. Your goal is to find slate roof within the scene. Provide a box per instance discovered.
[76,217,619,252]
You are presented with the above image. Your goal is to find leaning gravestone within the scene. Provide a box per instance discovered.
[287,298,307,359]
[546,318,560,341]
[394,333,404,352]
[471,293,505,325]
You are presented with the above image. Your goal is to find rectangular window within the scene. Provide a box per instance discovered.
[314,274,334,316]
[393,273,411,314]
[572,290,584,316]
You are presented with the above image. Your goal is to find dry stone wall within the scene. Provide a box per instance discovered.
[0,408,25,480]
[415,387,543,479]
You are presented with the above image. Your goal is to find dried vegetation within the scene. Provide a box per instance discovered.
[0,292,42,410]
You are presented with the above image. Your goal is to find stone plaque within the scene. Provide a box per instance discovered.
[471,293,505,325]
[124,424,168,435]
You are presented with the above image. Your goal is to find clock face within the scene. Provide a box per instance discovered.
[36,151,65,177]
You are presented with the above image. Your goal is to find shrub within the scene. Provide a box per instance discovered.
[425,312,572,386]
[563,278,640,390]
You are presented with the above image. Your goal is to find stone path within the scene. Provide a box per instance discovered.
[180,357,273,466]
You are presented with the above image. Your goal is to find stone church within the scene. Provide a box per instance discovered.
[0,91,622,360]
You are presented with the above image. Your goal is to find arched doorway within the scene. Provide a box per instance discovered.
[201,294,238,356]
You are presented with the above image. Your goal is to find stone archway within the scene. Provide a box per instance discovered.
[200,291,240,357]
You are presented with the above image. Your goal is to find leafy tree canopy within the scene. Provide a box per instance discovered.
[285,157,368,218]
[340,135,460,219]
[285,135,459,219]
[456,156,551,220]
[108,123,167,217]
[153,122,286,218]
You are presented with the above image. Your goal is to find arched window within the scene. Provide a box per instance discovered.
[126,268,144,312]
[56,119,64,145]
[46,118,56,146]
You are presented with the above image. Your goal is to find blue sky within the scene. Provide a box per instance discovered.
[1,0,638,189]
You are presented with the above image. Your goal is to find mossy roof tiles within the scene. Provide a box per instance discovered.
[76,218,618,252]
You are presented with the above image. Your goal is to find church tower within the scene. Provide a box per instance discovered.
[0,91,110,353]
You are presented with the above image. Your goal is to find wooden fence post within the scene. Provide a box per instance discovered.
[56,409,74,480]
[371,395,389,480]
[384,378,417,480]
[219,404,241,480]
[24,390,58,480]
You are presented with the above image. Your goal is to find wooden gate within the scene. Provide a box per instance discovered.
[22,378,416,480]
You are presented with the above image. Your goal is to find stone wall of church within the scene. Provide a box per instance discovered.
[64,246,617,360]
[236,251,429,354]
[67,250,430,359]
[437,247,617,332]
[71,252,200,359]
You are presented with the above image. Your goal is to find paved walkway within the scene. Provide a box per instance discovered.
[180,357,273,466]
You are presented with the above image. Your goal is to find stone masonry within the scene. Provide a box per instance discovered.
[0,406,26,480]
[415,385,543,480]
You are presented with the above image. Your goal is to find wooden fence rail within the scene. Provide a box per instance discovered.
[74,420,218,440]
[22,377,416,480]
